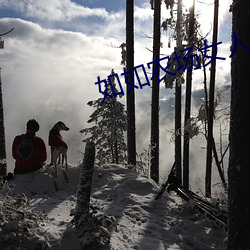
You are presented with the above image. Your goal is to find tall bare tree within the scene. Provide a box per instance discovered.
[183,0,195,190]
[0,68,6,177]
[150,0,161,184]
[175,0,183,183]
[228,0,250,248]
[0,28,14,177]
[205,0,219,197]
[126,0,136,166]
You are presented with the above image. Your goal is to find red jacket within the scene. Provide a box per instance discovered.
[48,128,68,149]
[12,131,47,171]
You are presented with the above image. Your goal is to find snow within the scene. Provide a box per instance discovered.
[2,164,227,250]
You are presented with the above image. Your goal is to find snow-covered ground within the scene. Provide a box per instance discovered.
[1,164,227,250]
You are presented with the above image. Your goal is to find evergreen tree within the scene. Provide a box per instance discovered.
[80,69,127,166]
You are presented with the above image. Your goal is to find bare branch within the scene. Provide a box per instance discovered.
[0,28,14,37]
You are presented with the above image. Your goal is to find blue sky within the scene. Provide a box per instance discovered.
[0,0,232,172]
[0,0,156,168]
[75,0,126,12]
[0,0,145,33]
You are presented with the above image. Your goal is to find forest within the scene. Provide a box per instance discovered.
[0,0,250,249]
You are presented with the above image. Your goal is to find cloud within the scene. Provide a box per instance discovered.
[0,1,155,38]
[0,17,125,170]
[0,0,232,189]
[0,0,110,21]
[195,0,232,39]
[134,4,153,21]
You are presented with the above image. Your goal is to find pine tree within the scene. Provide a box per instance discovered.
[80,70,127,166]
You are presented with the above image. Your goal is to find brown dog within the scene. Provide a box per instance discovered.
[48,121,69,176]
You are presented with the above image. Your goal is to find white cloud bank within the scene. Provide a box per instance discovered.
[0,0,111,21]
[0,17,126,170]
[0,0,232,189]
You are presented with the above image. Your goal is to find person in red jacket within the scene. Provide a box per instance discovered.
[12,119,47,174]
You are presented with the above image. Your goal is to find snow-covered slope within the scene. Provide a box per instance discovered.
[1,164,227,250]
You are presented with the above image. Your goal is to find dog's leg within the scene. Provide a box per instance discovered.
[54,163,58,177]
[61,150,69,183]
[50,147,54,165]
[65,152,68,171]
[57,154,61,164]
[61,152,65,166]
[52,149,60,177]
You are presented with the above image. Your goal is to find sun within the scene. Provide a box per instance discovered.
[183,0,194,9]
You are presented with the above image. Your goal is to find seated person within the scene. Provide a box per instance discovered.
[12,119,47,174]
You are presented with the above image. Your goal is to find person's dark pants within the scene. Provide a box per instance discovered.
[14,165,43,175]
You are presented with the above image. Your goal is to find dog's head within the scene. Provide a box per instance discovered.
[53,121,69,131]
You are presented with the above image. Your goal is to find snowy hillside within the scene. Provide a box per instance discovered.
[0,164,227,250]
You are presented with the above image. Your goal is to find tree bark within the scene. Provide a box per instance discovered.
[74,142,95,227]
[205,0,219,198]
[228,0,250,248]
[175,0,183,183]
[74,142,116,248]
[0,69,7,177]
[211,137,227,191]
[150,0,161,184]
[183,0,195,190]
[126,0,136,166]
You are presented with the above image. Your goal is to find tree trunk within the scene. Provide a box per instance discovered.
[114,140,118,164]
[150,0,161,184]
[74,142,116,248]
[205,0,219,198]
[0,70,7,177]
[126,0,136,166]
[211,137,227,191]
[228,0,250,248]
[112,101,119,164]
[175,0,183,183]
[74,142,95,227]
[183,0,195,190]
